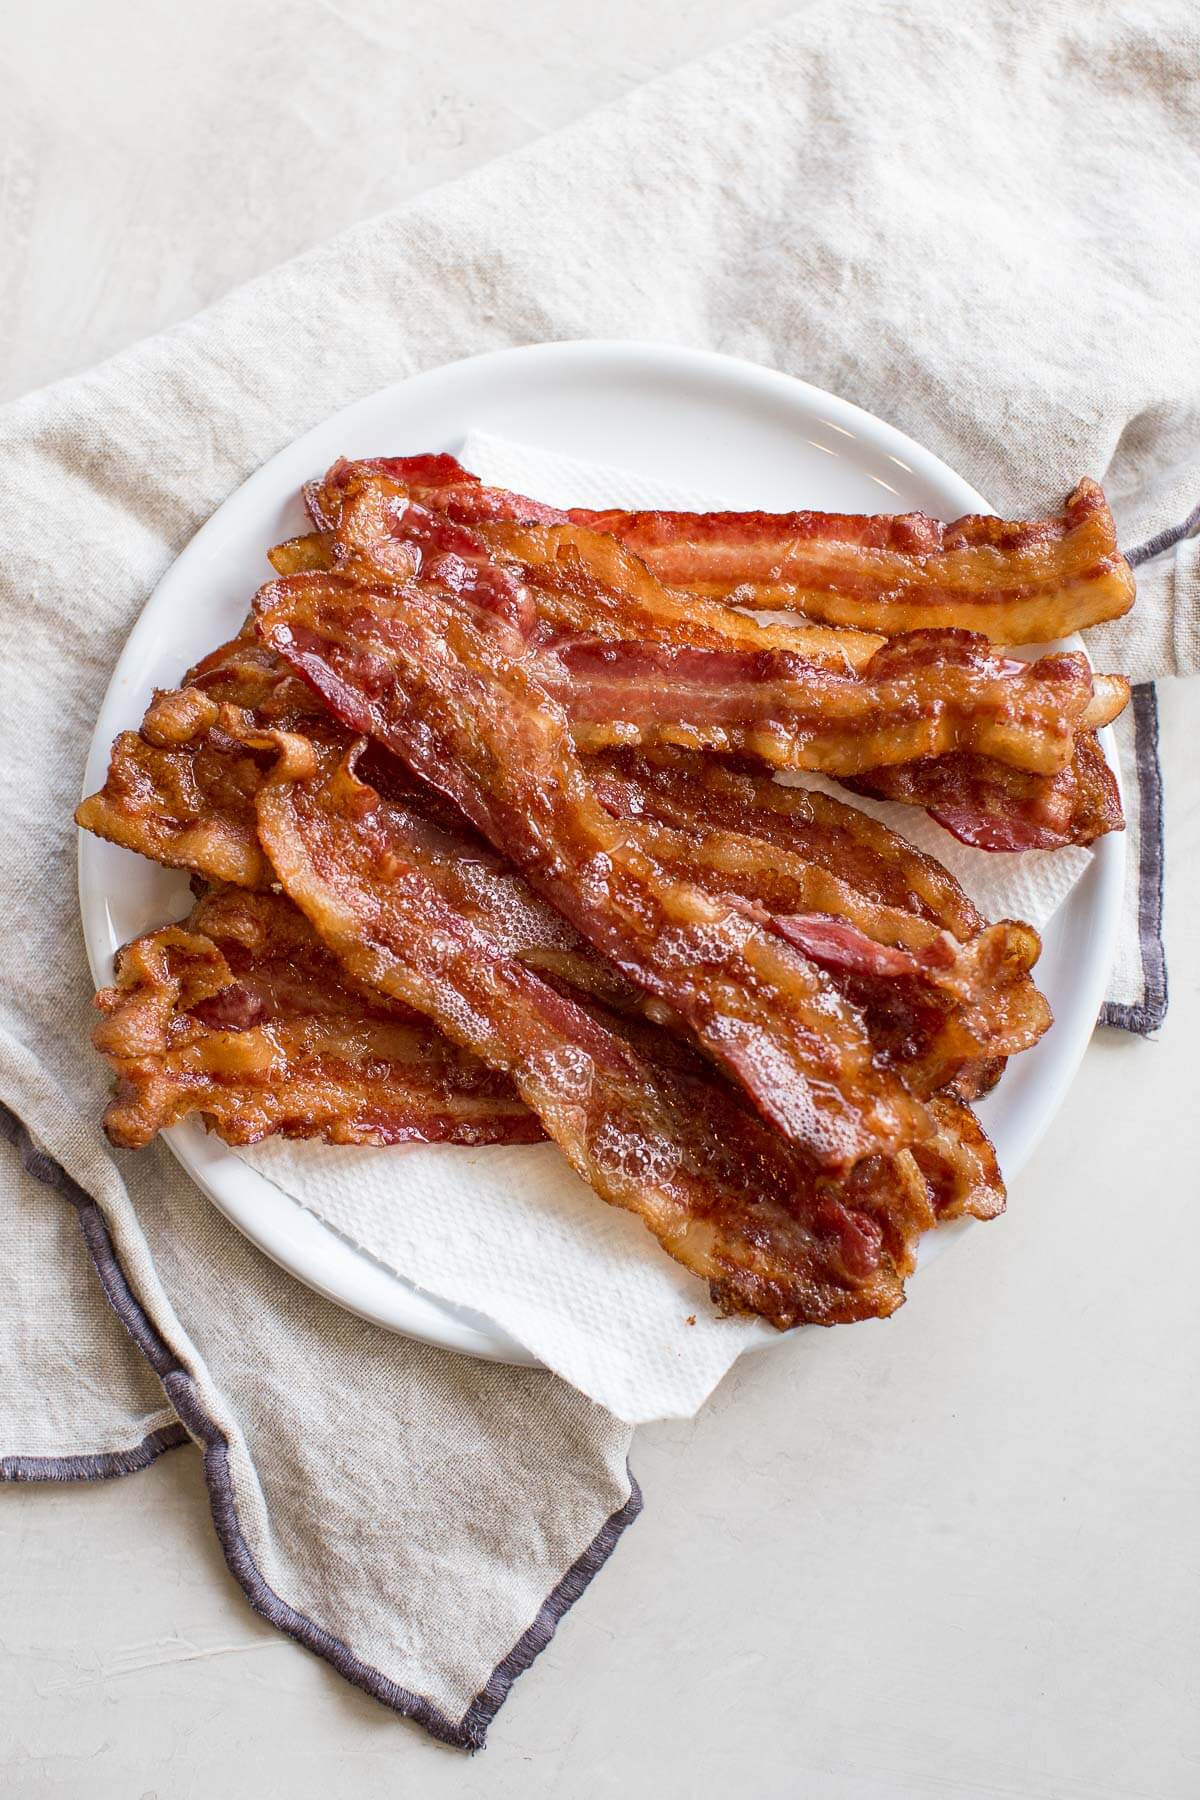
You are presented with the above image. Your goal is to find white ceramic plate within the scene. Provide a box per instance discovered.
[78,340,1124,1365]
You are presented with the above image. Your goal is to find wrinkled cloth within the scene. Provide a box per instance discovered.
[2,0,1197,1747]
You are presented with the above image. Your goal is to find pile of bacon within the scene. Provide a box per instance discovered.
[77,455,1135,1330]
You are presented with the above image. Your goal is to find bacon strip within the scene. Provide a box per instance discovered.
[304,470,1129,796]
[254,571,934,1168]
[253,733,939,1326]
[75,636,338,888]
[550,632,1123,777]
[569,479,1136,642]
[318,476,885,670]
[613,816,1051,1084]
[311,461,1134,643]
[478,519,886,667]
[93,887,540,1149]
[846,729,1125,852]
[593,750,984,935]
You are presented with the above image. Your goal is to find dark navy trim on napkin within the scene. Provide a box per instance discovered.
[1098,682,1167,1034]
[1095,512,1191,1036]
[0,1101,642,1752]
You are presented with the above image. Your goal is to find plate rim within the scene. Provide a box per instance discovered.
[77,336,1126,1364]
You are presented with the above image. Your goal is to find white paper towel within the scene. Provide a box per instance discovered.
[240,430,1097,1424]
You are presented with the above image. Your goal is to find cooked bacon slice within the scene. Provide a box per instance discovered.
[76,637,338,888]
[603,813,1049,1088]
[254,571,934,1167]
[569,480,1136,643]
[304,470,1129,783]
[846,729,1125,851]
[477,519,887,668]
[93,886,540,1150]
[593,749,984,936]
[311,462,1134,642]
[252,733,940,1325]
[309,472,884,669]
[551,632,1124,776]
[915,1093,1006,1222]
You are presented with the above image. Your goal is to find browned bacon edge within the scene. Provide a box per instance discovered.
[94,886,541,1149]
[254,569,938,1169]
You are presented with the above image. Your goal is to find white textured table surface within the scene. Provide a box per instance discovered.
[3,7,1199,1795]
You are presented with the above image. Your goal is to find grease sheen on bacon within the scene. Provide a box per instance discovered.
[253,733,941,1327]
[321,475,886,670]
[253,570,935,1168]
[567,479,1137,643]
[309,459,1135,643]
[94,887,540,1149]
[548,631,1123,777]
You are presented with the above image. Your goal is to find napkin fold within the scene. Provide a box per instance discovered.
[4,0,1198,1747]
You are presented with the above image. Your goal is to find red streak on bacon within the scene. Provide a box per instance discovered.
[846,729,1125,851]
[254,571,934,1168]
[253,734,938,1326]
[328,473,537,637]
[93,886,540,1149]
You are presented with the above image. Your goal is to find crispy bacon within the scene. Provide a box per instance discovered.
[305,470,1129,787]
[254,571,935,1167]
[312,473,885,668]
[93,887,540,1149]
[75,637,338,888]
[312,461,1134,642]
[606,813,1050,1089]
[86,640,1054,1103]
[550,632,1124,776]
[328,475,537,636]
[846,729,1125,851]
[592,749,985,936]
[916,1093,1006,1221]
[570,480,1136,643]
[253,733,941,1326]
[477,519,887,668]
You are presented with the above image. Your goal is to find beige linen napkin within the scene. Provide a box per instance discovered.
[4,0,1198,1745]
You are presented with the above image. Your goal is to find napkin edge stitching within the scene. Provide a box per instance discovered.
[0,1100,642,1752]
[1097,682,1168,1035]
